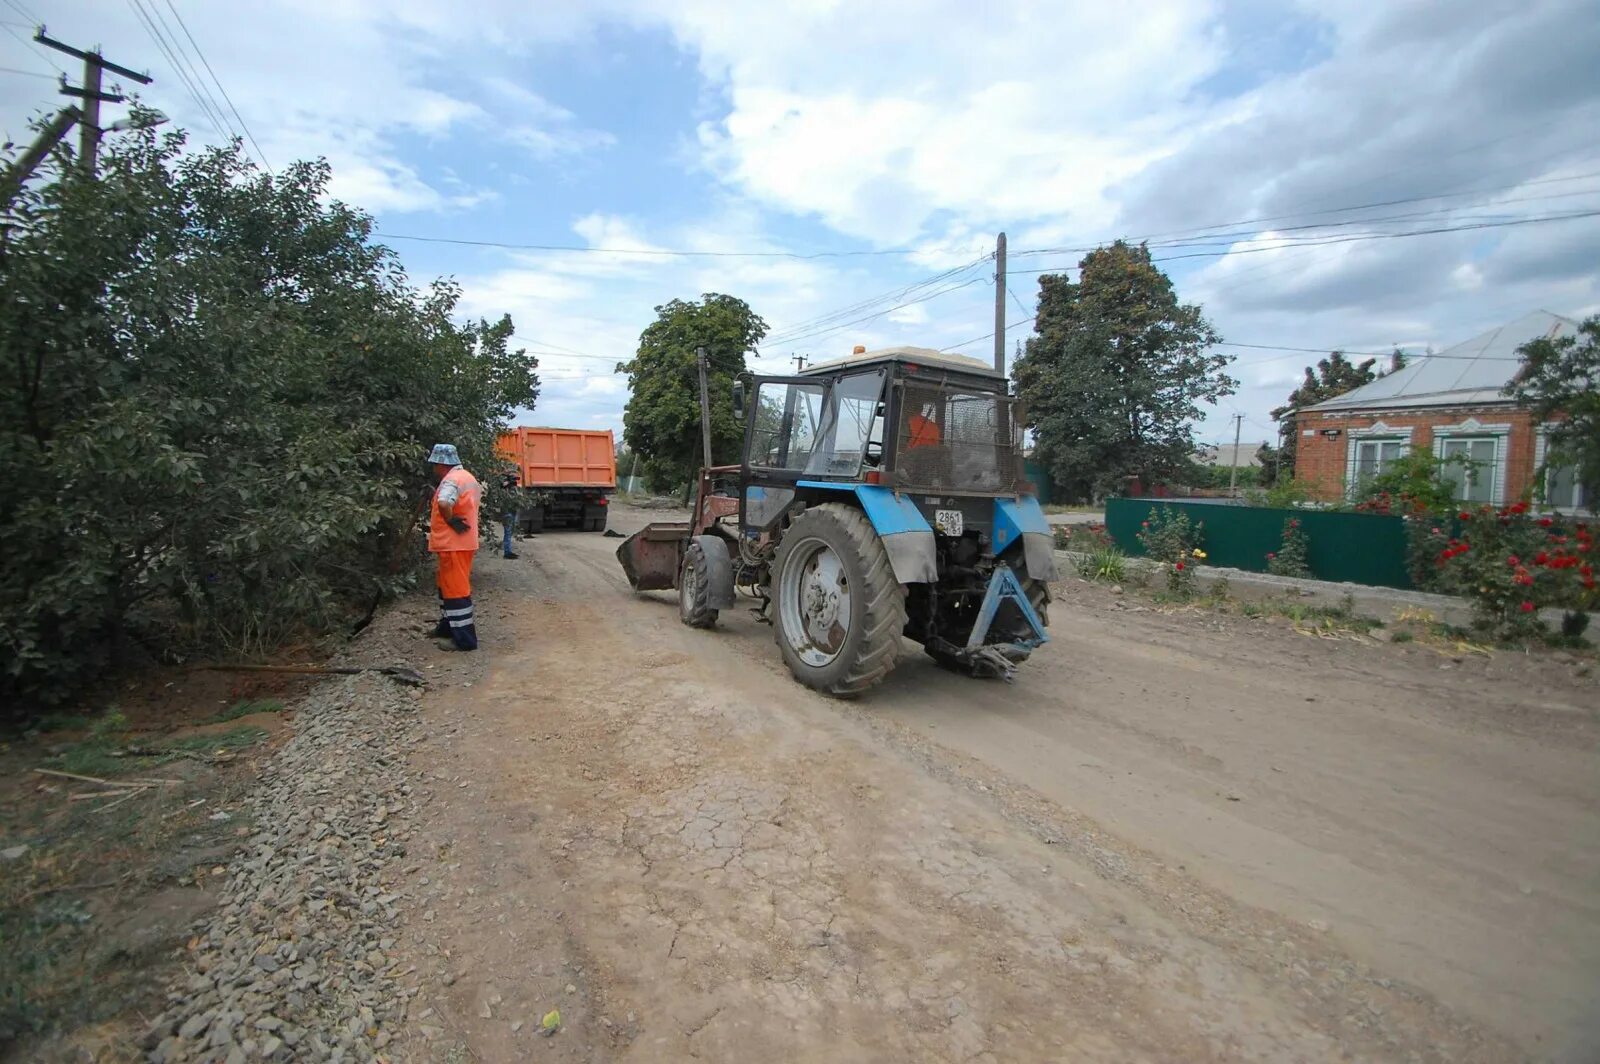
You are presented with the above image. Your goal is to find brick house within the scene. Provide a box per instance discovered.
[1293,311,1590,512]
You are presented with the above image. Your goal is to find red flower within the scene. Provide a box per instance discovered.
[1582,564,1593,577]
[1141,521,1149,528]
[1175,561,1185,571]
[1520,601,1536,613]
[1431,527,1441,535]
[1507,555,1520,567]
[1585,578,1597,590]
[1266,552,1276,559]
[1510,501,1529,515]
[1458,512,1471,521]
[1539,517,1553,527]
[1535,552,1549,564]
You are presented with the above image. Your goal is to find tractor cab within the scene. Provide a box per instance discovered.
[618,345,1056,697]
[734,347,1037,563]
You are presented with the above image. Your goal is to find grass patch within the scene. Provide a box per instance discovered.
[1391,630,1415,643]
[31,714,96,734]
[40,724,268,779]
[208,698,283,723]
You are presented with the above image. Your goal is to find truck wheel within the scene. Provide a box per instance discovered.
[679,539,719,629]
[772,503,906,697]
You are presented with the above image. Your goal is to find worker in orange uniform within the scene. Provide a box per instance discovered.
[427,443,481,651]
[906,403,942,449]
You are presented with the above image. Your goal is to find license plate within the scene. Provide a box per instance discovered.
[934,509,963,536]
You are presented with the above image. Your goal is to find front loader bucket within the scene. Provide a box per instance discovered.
[616,522,691,591]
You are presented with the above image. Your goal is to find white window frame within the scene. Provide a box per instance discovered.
[1534,427,1592,514]
[1344,422,1412,498]
[1431,417,1510,506]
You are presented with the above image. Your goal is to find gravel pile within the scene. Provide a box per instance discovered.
[142,674,424,1063]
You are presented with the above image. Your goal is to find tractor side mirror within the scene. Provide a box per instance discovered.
[732,381,746,421]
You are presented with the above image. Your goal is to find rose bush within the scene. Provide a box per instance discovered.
[1432,502,1595,639]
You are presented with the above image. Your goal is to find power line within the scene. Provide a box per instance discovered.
[161,0,271,172]
[373,231,930,259]
[764,274,986,350]
[941,315,1037,353]
[1018,169,1600,261]
[125,0,230,140]
[1,0,41,26]
[1,22,63,74]
[1008,208,1600,276]
[762,256,990,344]
[0,63,55,80]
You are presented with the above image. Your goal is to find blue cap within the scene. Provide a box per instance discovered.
[427,443,461,466]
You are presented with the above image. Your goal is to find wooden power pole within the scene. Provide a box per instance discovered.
[993,231,1007,375]
[34,28,152,176]
[1227,413,1244,497]
[696,346,713,470]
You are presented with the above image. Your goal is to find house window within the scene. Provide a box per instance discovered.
[1546,463,1591,512]
[1438,437,1499,505]
[1353,438,1407,487]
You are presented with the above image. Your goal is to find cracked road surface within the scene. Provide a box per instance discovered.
[379,504,1599,1062]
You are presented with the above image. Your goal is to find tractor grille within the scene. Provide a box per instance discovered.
[894,383,1024,493]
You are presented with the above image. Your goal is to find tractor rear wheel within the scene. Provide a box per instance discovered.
[772,503,906,697]
[679,539,719,628]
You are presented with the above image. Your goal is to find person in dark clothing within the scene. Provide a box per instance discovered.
[501,471,520,559]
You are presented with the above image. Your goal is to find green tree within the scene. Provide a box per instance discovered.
[619,294,768,491]
[1270,351,1378,473]
[1014,240,1232,502]
[1507,315,1600,494]
[0,118,538,712]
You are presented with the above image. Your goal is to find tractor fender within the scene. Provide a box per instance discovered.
[794,482,938,584]
[993,496,1060,582]
[691,535,738,610]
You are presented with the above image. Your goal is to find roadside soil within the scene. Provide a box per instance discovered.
[371,503,1600,1062]
[0,668,304,1060]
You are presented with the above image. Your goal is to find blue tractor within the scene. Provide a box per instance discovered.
[617,345,1056,697]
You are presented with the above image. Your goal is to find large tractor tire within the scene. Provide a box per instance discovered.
[772,503,906,698]
[679,538,720,629]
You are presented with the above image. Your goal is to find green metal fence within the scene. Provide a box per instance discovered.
[1105,498,1415,589]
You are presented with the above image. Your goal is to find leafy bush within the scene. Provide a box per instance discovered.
[1138,507,1206,600]
[0,123,539,714]
[1266,517,1312,577]
[1352,451,1465,516]
[1076,545,1127,584]
[1136,507,1202,563]
[1243,476,1316,509]
[1432,502,1596,639]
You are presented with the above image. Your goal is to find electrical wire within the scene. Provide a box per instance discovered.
[1,22,63,75]
[374,231,928,259]
[126,0,231,140]
[0,63,54,80]
[1008,208,1600,277]
[161,0,272,172]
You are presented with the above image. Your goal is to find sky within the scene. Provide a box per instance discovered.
[3,0,1598,450]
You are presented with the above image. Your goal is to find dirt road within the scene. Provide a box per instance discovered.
[376,503,1600,1062]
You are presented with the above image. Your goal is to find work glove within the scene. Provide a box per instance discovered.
[447,516,470,534]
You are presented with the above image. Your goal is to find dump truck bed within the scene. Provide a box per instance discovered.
[496,427,617,489]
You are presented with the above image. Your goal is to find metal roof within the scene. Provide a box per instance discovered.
[800,345,1004,379]
[1303,310,1579,412]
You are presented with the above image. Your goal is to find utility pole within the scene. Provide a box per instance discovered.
[791,354,807,372]
[0,106,80,204]
[993,231,1007,375]
[34,28,152,176]
[696,346,713,470]
[1227,413,1244,497]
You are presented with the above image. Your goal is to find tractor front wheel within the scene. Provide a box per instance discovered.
[679,539,719,629]
[772,503,906,697]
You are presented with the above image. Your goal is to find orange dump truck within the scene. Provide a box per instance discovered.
[496,427,617,533]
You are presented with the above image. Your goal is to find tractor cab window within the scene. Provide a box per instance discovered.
[804,370,887,477]
[750,381,826,471]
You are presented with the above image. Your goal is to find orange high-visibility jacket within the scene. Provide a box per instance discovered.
[428,466,481,552]
[907,414,942,449]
